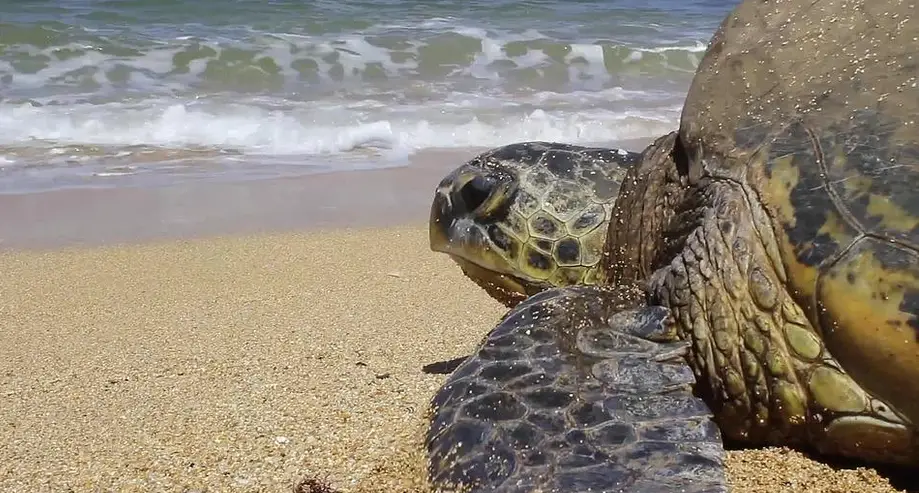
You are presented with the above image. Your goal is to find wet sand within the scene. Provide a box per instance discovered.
[0,150,912,492]
[0,147,488,249]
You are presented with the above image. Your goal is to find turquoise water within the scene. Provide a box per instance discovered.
[0,0,735,192]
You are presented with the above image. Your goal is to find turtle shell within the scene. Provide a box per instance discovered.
[679,0,919,424]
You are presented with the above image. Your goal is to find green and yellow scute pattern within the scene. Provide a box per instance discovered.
[749,110,919,436]
[501,163,614,286]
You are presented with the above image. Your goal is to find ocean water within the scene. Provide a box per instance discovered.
[0,0,735,193]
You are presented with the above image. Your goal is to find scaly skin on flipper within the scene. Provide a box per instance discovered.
[426,0,919,491]
[430,141,640,307]
[427,285,728,493]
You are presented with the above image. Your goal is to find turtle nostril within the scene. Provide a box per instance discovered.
[458,175,495,213]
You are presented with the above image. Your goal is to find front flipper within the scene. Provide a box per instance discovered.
[426,285,728,493]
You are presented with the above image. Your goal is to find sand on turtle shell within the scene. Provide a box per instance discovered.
[0,225,909,493]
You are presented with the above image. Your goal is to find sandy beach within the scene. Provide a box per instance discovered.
[0,149,912,493]
[2,0,915,488]
[0,221,911,492]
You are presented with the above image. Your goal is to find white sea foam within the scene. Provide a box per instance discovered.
[0,97,677,158]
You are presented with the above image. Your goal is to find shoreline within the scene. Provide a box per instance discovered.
[0,148,478,250]
[0,139,656,251]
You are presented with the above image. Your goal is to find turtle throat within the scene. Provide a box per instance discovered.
[452,257,548,307]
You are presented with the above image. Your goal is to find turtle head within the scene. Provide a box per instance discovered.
[429,143,633,307]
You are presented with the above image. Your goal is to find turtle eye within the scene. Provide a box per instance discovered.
[458,175,496,214]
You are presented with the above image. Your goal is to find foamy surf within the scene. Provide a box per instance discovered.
[0,0,733,193]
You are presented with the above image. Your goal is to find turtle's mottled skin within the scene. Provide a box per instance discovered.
[425,0,919,492]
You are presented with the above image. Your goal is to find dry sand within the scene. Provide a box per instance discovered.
[0,225,911,493]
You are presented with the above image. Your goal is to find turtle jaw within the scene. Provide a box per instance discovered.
[449,257,547,307]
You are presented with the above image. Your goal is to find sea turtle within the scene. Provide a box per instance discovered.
[424,0,919,492]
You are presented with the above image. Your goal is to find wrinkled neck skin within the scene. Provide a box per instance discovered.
[602,131,692,287]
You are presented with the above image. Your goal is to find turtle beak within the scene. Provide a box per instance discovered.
[429,166,506,255]
[429,189,453,253]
